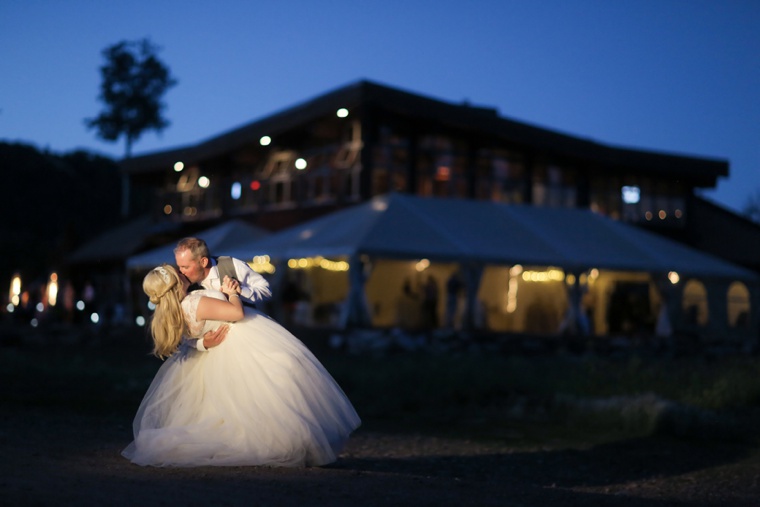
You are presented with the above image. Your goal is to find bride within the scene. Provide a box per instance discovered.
[122,264,361,467]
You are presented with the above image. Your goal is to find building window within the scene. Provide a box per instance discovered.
[591,174,687,223]
[334,120,363,169]
[260,150,297,208]
[589,176,622,219]
[373,126,410,196]
[533,164,576,208]
[474,148,526,203]
[373,168,390,196]
[416,135,468,198]
[176,166,199,192]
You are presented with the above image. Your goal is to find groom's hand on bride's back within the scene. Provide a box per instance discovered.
[202,325,229,349]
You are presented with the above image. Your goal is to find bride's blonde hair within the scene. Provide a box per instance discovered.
[142,264,186,359]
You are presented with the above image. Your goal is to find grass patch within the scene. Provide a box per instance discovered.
[319,351,760,441]
[322,352,760,416]
[0,342,159,414]
[5,335,760,441]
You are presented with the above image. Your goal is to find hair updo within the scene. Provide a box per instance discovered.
[144,265,178,305]
[142,264,186,359]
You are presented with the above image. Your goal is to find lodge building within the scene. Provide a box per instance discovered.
[122,82,725,235]
[109,80,760,347]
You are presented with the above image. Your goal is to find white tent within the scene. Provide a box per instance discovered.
[221,194,759,335]
[127,219,270,270]
[225,193,759,282]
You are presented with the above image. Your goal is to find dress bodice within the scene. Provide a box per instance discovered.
[181,290,228,338]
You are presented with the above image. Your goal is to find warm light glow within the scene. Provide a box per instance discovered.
[337,108,349,118]
[250,180,261,191]
[251,256,276,274]
[287,256,349,272]
[589,268,600,280]
[10,274,21,306]
[173,161,184,172]
[521,268,565,282]
[198,176,210,188]
[415,259,431,272]
[319,258,349,271]
[509,264,523,276]
[668,271,680,284]
[183,206,198,216]
[566,273,576,285]
[645,211,653,221]
[47,273,58,307]
[658,210,667,220]
[163,204,173,215]
[435,166,451,181]
[295,158,307,170]
[506,276,518,313]
[260,136,271,146]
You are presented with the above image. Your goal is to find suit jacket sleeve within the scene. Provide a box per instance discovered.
[232,256,272,302]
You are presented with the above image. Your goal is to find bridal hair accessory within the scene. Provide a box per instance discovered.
[149,265,176,304]
[154,266,171,284]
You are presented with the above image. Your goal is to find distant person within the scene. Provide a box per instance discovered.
[422,275,440,329]
[123,264,360,467]
[396,278,421,330]
[445,271,464,329]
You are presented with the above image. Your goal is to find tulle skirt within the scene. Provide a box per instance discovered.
[122,309,360,467]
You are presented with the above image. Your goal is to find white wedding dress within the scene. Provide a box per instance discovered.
[122,290,361,467]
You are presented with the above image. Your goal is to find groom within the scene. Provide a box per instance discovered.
[174,237,272,351]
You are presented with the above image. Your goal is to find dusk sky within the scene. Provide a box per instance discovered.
[2,1,758,214]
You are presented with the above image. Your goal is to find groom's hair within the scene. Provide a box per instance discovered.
[175,237,210,260]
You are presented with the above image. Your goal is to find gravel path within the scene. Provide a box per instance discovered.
[2,404,760,506]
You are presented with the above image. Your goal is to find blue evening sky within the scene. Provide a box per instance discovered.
[1,0,758,213]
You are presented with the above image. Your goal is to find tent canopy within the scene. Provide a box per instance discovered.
[127,219,270,270]
[223,194,759,283]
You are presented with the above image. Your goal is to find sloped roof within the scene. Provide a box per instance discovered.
[224,193,758,282]
[126,219,270,270]
[121,80,728,184]
[67,215,165,265]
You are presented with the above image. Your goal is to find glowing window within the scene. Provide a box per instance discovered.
[727,282,751,328]
[231,182,242,200]
[622,186,640,204]
[682,279,709,326]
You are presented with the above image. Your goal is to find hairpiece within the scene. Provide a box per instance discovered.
[154,266,171,284]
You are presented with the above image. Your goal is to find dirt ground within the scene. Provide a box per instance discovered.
[2,328,760,506]
[3,405,760,507]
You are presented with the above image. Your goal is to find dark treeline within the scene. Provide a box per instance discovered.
[0,141,122,287]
